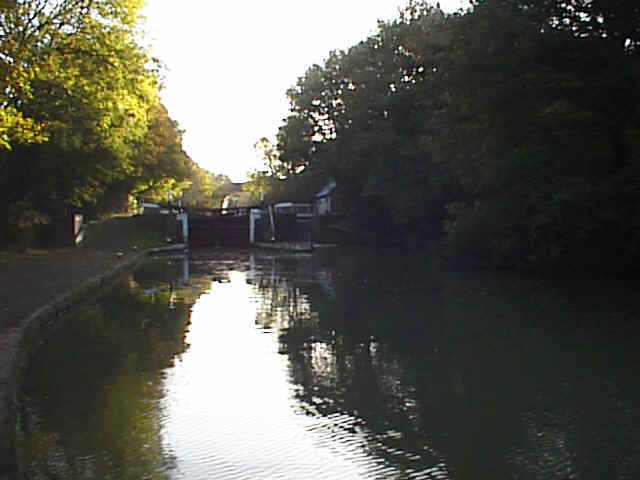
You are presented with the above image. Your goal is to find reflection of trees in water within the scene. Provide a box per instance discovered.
[248,253,451,478]
[253,275,316,332]
[289,341,452,478]
[506,410,581,480]
[20,251,640,479]
[433,271,640,480]
[505,377,640,480]
[248,254,318,334]
[248,250,640,480]
[19,259,212,480]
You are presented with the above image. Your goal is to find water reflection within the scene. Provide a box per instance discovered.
[18,259,203,479]
[245,250,640,480]
[18,249,640,480]
[160,269,377,479]
[247,253,451,479]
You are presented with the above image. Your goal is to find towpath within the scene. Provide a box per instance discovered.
[0,248,133,330]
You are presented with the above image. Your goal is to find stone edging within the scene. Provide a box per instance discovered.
[0,244,186,480]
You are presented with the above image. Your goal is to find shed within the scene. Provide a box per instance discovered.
[314,181,336,215]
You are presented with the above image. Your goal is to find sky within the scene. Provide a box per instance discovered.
[142,1,469,182]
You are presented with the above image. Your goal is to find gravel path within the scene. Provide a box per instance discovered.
[0,248,133,330]
[0,215,166,330]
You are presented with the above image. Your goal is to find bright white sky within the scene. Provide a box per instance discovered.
[142,0,469,182]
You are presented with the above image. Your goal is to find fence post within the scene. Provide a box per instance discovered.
[176,212,189,244]
[72,214,84,246]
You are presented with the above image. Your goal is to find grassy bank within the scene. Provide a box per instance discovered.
[1,214,176,259]
[83,215,176,251]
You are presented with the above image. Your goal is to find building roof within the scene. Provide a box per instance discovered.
[315,181,336,199]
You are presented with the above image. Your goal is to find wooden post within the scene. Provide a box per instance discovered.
[72,214,84,246]
[176,212,189,245]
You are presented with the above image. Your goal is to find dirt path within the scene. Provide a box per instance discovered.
[0,249,132,330]
[0,215,171,329]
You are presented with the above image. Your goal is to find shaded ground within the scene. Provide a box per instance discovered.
[0,215,172,330]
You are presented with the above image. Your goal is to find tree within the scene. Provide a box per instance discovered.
[0,0,158,240]
[256,0,640,269]
[128,103,191,204]
[0,0,149,150]
[180,166,231,208]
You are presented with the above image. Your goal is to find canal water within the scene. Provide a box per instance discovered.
[17,248,640,479]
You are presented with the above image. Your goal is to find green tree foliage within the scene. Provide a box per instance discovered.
[443,0,640,268]
[262,0,640,270]
[246,135,329,205]
[0,0,150,151]
[0,0,156,236]
[0,0,225,241]
[129,103,192,204]
[181,165,231,209]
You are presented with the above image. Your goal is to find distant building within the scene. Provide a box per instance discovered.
[220,183,252,211]
[314,181,337,215]
[140,202,162,215]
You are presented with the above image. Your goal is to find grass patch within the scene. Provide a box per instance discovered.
[83,215,175,251]
[1,215,176,257]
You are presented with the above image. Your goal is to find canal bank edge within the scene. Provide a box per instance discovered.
[0,244,186,480]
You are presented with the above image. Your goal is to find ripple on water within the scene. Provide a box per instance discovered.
[20,254,640,480]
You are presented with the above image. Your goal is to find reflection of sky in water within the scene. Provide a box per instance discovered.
[160,271,374,479]
[160,270,449,479]
[22,253,640,480]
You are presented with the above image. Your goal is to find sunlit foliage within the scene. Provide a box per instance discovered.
[0,0,224,241]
